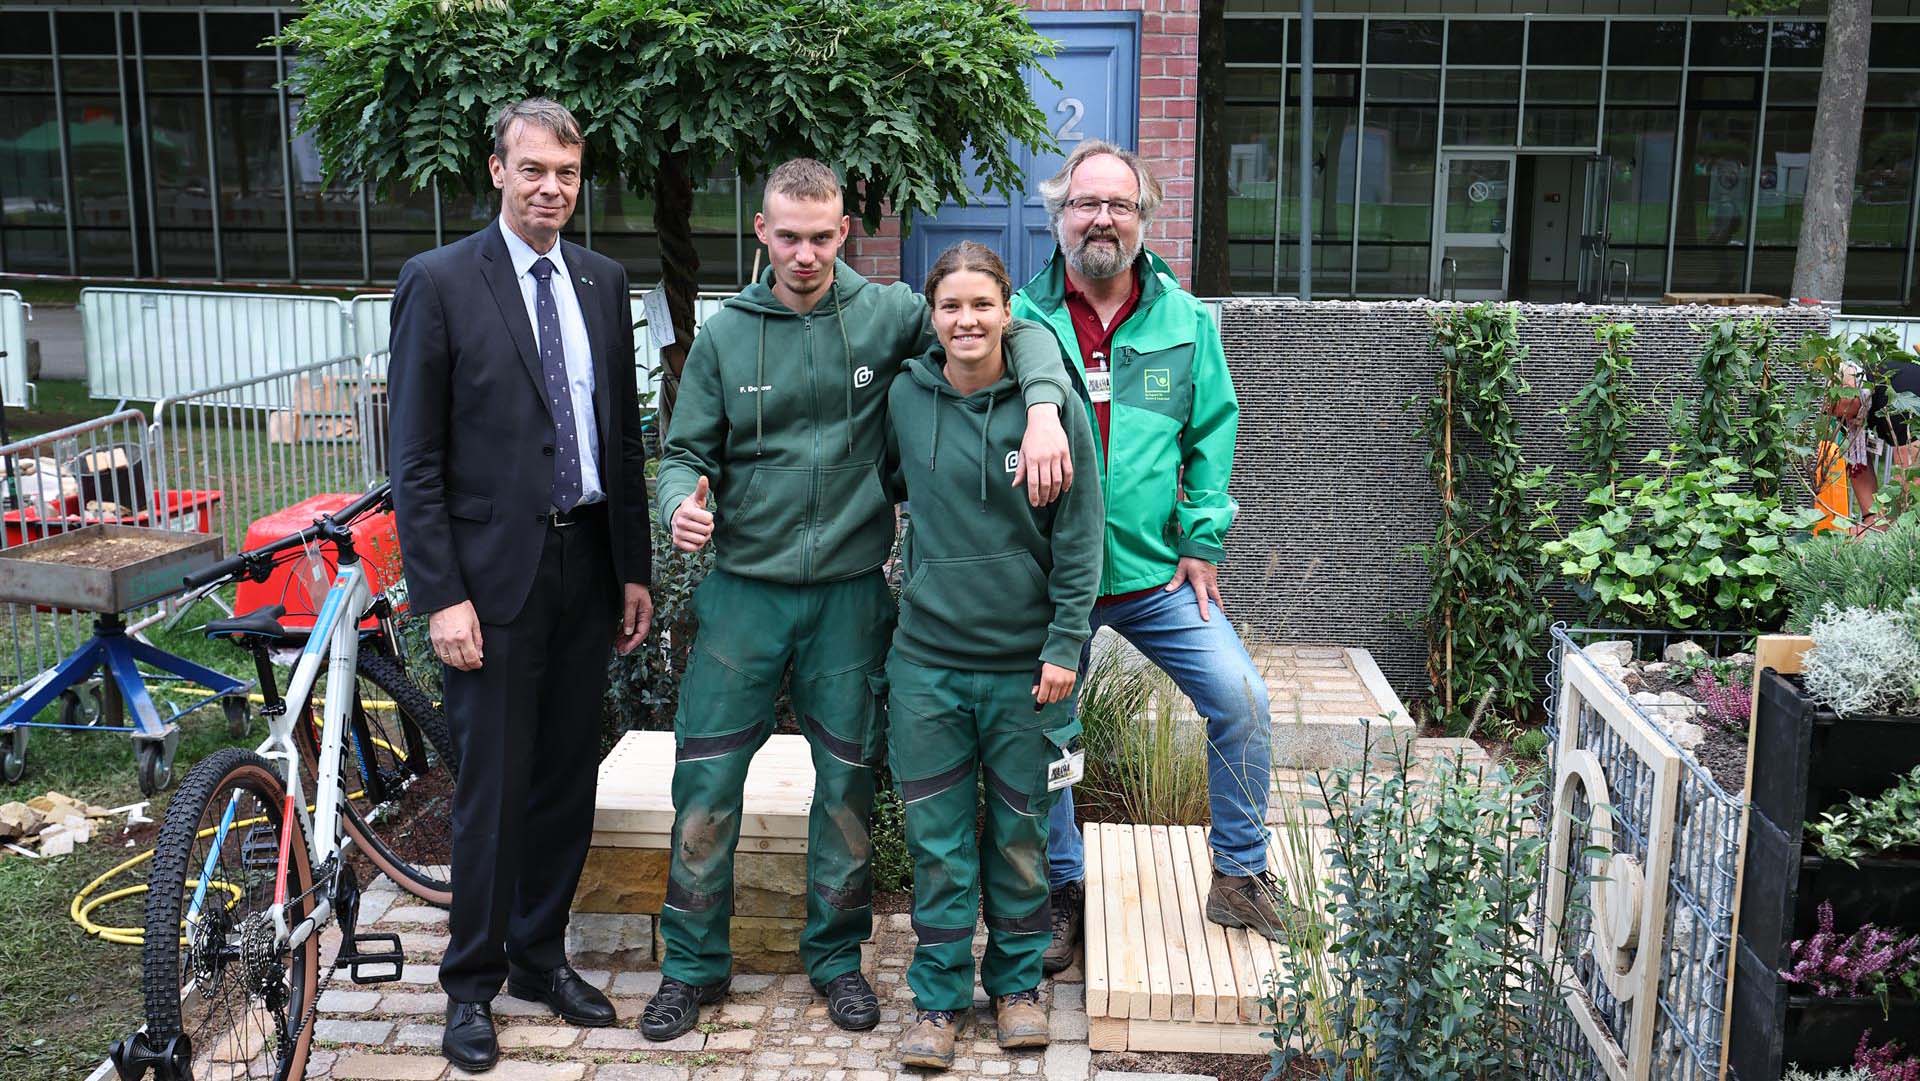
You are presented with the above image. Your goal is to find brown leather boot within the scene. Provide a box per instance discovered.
[1205,869,1292,942]
[993,989,1049,1049]
[898,1008,967,1070]
[1041,880,1083,975]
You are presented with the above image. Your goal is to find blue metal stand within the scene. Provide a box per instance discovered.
[0,614,248,792]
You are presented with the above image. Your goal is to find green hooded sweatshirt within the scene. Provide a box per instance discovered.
[657,260,1071,584]
[884,350,1105,673]
[1012,248,1240,597]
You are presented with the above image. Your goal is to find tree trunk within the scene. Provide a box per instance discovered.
[652,152,700,431]
[1790,0,1870,303]
[1193,0,1232,296]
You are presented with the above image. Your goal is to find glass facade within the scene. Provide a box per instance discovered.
[1225,12,1920,309]
[0,6,757,287]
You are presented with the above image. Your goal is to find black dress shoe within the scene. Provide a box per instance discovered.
[507,962,617,1027]
[812,970,880,1031]
[442,1000,499,1072]
[639,976,729,1042]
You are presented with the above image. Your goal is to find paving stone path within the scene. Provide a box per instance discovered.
[295,877,1121,1081]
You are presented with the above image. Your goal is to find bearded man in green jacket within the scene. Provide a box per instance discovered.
[1011,141,1289,975]
[640,158,1077,1042]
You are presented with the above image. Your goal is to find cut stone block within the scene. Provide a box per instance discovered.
[654,914,802,974]
[565,911,654,969]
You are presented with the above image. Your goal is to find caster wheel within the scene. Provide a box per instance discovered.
[137,743,173,796]
[61,685,103,728]
[1,727,25,784]
[223,696,250,738]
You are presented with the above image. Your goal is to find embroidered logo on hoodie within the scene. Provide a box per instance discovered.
[854,365,874,389]
[1004,450,1020,475]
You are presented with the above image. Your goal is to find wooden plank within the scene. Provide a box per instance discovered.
[1190,827,1262,1023]
[1185,826,1239,1022]
[1132,825,1175,1021]
[1088,1015,1129,1052]
[1098,824,1140,1019]
[1164,822,1216,1022]
[1110,823,1152,1019]
[1150,826,1197,1021]
[1123,1017,1274,1056]
[1084,822,1109,1018]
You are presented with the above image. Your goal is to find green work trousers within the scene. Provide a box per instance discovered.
[885,655,1080,1011]
[659,569,892,988]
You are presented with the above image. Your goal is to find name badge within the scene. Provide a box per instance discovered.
[1086,369,1112,405]
[1047,748,1085,792]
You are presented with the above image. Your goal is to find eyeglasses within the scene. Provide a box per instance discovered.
[1064,196,1141,221]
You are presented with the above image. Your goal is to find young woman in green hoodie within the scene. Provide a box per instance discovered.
[881,242,1104,1070]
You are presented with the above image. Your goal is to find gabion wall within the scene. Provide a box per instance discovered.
[1215,299,1832,705]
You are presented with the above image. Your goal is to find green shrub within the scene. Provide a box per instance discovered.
[1780,515,1920,634]
[869,777,913,893]
[1266,731,1576,1079]
[1811,762,1920,866]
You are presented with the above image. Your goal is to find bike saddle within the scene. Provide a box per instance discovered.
[204,604,288,641]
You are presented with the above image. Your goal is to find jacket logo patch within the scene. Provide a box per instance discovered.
[1004,451,1020,474]
[853,365,874,389]
[1144,369,1172,401]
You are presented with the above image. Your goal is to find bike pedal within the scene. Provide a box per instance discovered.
[240,824,280,868]
[335,932,405,984]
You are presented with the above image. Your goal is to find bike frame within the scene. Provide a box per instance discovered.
[185,559,373,952]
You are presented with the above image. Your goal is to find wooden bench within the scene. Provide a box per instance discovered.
[568,730,815,972]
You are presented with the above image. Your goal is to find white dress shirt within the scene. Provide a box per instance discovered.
[499,217,604,505]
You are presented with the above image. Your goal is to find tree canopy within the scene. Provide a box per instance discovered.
[278,0,1058,235]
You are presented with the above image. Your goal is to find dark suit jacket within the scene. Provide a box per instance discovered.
[388,223,651,625]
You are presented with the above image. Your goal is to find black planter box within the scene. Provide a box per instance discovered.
[1730,670,1920,1080]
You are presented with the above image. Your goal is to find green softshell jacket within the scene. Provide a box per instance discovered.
[657,259,1072,585]
[1011,248,1239,597]
[884,351,1105,673]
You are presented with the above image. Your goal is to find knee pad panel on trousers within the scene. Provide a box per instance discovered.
[664,876,730,915]
[910,916,975,946]
[812,878,873,912]
[985,903,1051,935]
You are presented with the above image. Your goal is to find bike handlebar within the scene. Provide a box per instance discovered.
[182,482,393,591]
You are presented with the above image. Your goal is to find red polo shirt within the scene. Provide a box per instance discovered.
[1063,269,1155,605]
[1062,270,1141,455]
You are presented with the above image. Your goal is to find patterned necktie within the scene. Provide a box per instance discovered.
[530,256,583,513]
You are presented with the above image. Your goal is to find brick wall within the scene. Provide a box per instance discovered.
[846,0,1201,287]
[1215,300,1831,705]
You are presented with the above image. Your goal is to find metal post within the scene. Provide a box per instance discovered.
[49,12,79,276]
[1299,0,1314,300]
[200,12,223,280]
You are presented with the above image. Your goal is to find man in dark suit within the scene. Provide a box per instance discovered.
[388,97,653,1073]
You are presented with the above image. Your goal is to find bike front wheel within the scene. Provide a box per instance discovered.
[142,747,320,1081]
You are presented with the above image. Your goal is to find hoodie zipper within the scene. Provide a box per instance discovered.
[803,314,818,581]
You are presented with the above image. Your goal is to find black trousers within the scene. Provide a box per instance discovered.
[438,512,617,1003]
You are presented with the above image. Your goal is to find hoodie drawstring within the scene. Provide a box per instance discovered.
[835,281,854,456]
[979,393,995,504]
[927,382,942,474]
[754,316,766,457]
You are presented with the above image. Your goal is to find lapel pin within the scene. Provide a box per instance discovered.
[579,274,593,286]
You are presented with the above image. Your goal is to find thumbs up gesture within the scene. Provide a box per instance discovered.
[671,475,715,552]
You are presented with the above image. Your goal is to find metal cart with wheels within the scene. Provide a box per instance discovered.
[0,524,248,795]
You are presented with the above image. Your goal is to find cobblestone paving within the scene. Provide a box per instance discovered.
[298,879,1113,1081]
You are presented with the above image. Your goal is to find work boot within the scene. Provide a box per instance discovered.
[812,970,880,1031]
[898,1008,968,1070]
[1205,868,1292,942]
[992,989,1049,1049]
[638,976,729,1042]
[1040,880,1083,975]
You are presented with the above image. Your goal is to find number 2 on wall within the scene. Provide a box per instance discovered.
[1055,97,1086,143]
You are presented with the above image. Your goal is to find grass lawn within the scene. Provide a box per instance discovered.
[0,595,263,1080]
[5,379,123,442]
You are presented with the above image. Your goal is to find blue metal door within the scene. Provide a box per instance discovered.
[901,12,1140,290]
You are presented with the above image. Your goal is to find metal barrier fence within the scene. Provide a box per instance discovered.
[1540,624,1749,1081]
[150,354,386,556]
[1831,313,1920,351]
[80,288,352,406]
[0,410,169,701]
[1,291,31,409]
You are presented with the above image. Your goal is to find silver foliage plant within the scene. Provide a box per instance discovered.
[1802,597,1920,717]
[1783,1069,1875,1081]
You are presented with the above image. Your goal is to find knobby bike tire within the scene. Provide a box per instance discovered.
[141,747,319,1080]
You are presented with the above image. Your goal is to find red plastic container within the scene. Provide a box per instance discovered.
[233,493,404,632]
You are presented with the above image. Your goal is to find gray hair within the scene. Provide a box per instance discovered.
[1038,140,1164,233]
[492,97,583,160]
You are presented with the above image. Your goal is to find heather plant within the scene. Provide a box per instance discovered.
[1783,900,1920,1011]
[1857,1033,1920,1081]
[1802,602,1920,718]
[1811,764,1920,865]
[1692,666,1755,731]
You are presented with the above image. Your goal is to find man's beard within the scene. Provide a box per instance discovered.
[1064,227,1140,280]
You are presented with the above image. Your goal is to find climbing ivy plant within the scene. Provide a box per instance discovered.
[1671,316,1811,501]
[1558,318,1644,492]
[1410,304,1553,737]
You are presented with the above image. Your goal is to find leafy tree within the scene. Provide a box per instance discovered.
[279,0,1058,421]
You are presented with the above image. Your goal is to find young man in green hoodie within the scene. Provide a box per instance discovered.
[1010,142,1290,974]
[641,159,1077,1042]
[881,241,1103,1068]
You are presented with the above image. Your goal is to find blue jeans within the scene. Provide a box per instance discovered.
[1047,586,1273,888]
